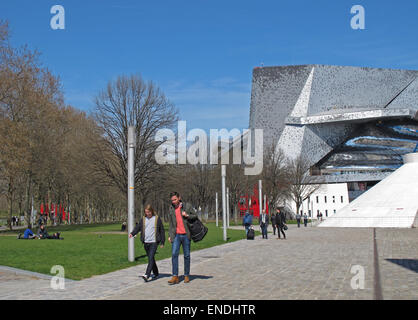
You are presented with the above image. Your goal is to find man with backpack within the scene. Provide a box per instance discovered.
[167,192,198,285]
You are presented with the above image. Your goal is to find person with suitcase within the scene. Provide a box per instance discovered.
[247,225,255,240]
[243,211,253,236]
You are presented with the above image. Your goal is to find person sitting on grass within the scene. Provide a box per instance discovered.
[17,228,37,239]
[37,224,63,239]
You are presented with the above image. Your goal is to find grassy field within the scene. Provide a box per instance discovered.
[0,222,255,280]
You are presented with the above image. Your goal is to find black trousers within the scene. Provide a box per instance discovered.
[144,242,159,277]
[272,224,276,235]
[276,225,286,239]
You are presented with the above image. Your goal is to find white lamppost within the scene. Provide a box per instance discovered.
[221,165,227,241]
[127,126,136,262]
[215,192,219,227]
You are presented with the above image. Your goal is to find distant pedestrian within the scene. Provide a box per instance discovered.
[37,215,44,227]
[167,192,198,285]
[129,205,165,282]
[271,212,276,235]
[303,213,308,227]
[296,212,301,228]
[275,208,286,240]
[243,211,253,236]
[259,209,269,239]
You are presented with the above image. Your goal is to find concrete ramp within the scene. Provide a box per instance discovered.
[319,153,418,228]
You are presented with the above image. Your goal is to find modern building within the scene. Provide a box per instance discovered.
[249,64,418,218]
[319,153,418,228]
[287,183,349,219]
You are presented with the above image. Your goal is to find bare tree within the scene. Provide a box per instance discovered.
[263,143,290,211]
[287,156,320,216]
[92,74,179,207]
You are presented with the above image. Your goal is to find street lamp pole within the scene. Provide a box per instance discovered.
[226,187,230,228]
[127,126,136,262]
[258,180,263,216]
[215,192,218,227]
[221,165,227,241]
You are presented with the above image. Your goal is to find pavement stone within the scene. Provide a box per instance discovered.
[0,225,416,300]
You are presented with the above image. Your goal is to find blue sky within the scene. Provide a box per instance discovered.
[1,0,417,132]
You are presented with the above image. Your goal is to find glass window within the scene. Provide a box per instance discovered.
[324,196,327,203]
[341,196,344,203]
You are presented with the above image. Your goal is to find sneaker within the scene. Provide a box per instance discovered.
[141,274,151,282]
[151,274,159,280]
[17,234,21,239]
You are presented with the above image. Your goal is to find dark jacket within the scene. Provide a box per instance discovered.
[131,215,165,245]
[259,213,269,226]
[168,202,198,241]
[37,226,49,239]
[275,212,286,227]
[270,214,276,226]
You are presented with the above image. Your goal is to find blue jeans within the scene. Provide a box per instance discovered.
[245,225,250,235]
[261,224,268,238]
[171,234,191,276]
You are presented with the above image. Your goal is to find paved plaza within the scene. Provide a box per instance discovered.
[0,225,417,300]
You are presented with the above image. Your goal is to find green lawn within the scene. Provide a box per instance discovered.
[0,222,254,280]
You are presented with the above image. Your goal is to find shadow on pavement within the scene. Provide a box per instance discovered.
[386,259,418,273]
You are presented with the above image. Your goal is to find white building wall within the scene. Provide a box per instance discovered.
[290,183,349,220]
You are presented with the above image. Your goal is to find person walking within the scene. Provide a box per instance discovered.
[270,211,276,235]
[296,212,301,228]
[129,204,165,282]
[243,210,253,236]
[303,213,308,227]
[275,208,286,240]
[259,209,269,239]
[167,192,198,285]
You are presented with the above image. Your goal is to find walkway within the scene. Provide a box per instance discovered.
[0,225,416,300]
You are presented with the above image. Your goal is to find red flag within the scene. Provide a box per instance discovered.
[40,203,44,214]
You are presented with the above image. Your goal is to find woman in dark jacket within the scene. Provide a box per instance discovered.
[275,208,286,240]
[130,204,165,282]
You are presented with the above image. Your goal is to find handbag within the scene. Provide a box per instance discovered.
[283,224,288,230]
[187,217,208,242]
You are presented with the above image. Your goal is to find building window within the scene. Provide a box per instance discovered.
[325,210,328,217]
[316,196,319,203]
[324,196,327,203]
[332,196,335,203]
[333,209,336,214]
[341,196,344,203]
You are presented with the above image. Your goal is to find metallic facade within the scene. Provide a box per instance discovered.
[249,65,418,183]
